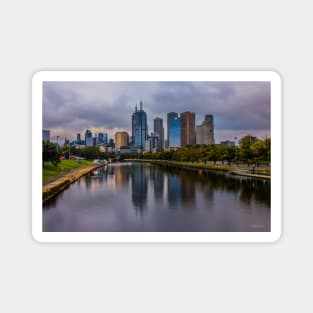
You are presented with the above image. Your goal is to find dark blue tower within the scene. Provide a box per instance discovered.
[132,101,148,149]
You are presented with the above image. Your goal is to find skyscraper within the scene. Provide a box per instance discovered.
[132,101,148,149]
[180,111,196,146]
[85,129,92,144]
[98,132,104,144]
[196,114,214,145]
[115,131,129,150]
[153,117,164,151]
[167,112,181,148]
[76,133,81,144]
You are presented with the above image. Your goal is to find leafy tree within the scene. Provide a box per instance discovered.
[42,141,59,167]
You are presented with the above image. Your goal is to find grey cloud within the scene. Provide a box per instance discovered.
[43,81,270,142]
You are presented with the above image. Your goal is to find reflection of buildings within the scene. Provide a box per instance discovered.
[150,169,164,200]
[167,174,181,206]
[130,164,148,211]
[181,176,195,207]
[180,111,195,146]
[115,165,130,188]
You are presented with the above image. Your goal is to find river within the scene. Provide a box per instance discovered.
[43,162,270,232]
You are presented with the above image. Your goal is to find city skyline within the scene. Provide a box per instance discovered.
[43,81,271,143]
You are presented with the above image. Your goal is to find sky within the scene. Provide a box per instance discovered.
[43,81,270,144]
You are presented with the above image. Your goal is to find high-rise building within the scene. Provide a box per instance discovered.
[167,112,181,148]
[103,133,108,145]
[85,129,92,145]
[43,130,50,141]
[132,101,148,149]
[196,114,214,145]
[180,111,195,146]
[76,133,81,144]
[153,117,164,151]
[86,137,94,147]
[97,133,104,145]
[115,131,129,150]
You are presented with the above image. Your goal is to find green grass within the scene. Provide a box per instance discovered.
[43,160,93,182]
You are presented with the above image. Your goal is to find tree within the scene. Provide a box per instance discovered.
[42,141,59,167]
[239,135,257,164]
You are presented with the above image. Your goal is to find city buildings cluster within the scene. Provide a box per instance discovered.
[43,101,216,154]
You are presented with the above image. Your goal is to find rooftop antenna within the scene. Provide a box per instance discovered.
[135,103,137,112]
[140,101,143,111]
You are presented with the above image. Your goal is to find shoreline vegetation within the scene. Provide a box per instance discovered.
[125,159,271,180]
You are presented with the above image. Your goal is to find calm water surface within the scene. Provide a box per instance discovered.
[43,162,270,232]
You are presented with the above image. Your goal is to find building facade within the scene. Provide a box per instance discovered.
[43,130,50,141]
[85,129,92,144]
[115,131,129,150]
[132,101,148,149]
[180,111,196,146]
[153,117,164,151]
[196,114,214,145]
[167,112,181,148]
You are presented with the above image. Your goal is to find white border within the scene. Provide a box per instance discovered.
[32,71,281,243]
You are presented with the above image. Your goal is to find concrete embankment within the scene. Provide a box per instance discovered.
[43,164,103,203]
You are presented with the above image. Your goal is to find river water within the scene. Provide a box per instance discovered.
[43,162,270,232]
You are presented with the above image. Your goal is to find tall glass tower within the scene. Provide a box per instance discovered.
[132,101,148,149]
[167,112,181,148]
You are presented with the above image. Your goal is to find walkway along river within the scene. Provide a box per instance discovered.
[43,161,271,232]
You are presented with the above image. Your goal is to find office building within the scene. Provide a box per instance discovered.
[85,129,92,144]
[98,133,104,144]
[76,133,81,144]
[103,133,108,145]
[144,133,159,152]
[43,130,50,141]
[181,111,196,146]
[196,114,215,145]
[86,137,94,147]
[115,131,129,150]
[167,112,181,147]
[153,117,164,151]
[131,101,148,149]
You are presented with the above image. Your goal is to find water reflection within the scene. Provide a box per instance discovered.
[130,163,148,212]
[43,162,271,232]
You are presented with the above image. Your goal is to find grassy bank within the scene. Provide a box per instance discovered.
[43,160,93,182]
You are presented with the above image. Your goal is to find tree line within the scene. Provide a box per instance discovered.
[43,135,270,167]
[139,136,270,166]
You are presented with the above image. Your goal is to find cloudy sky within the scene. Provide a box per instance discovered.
[43,81,270,144]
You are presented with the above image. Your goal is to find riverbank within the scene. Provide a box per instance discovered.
[43,160,93,182]
[43,163,103,204]
[126,159,271,180]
